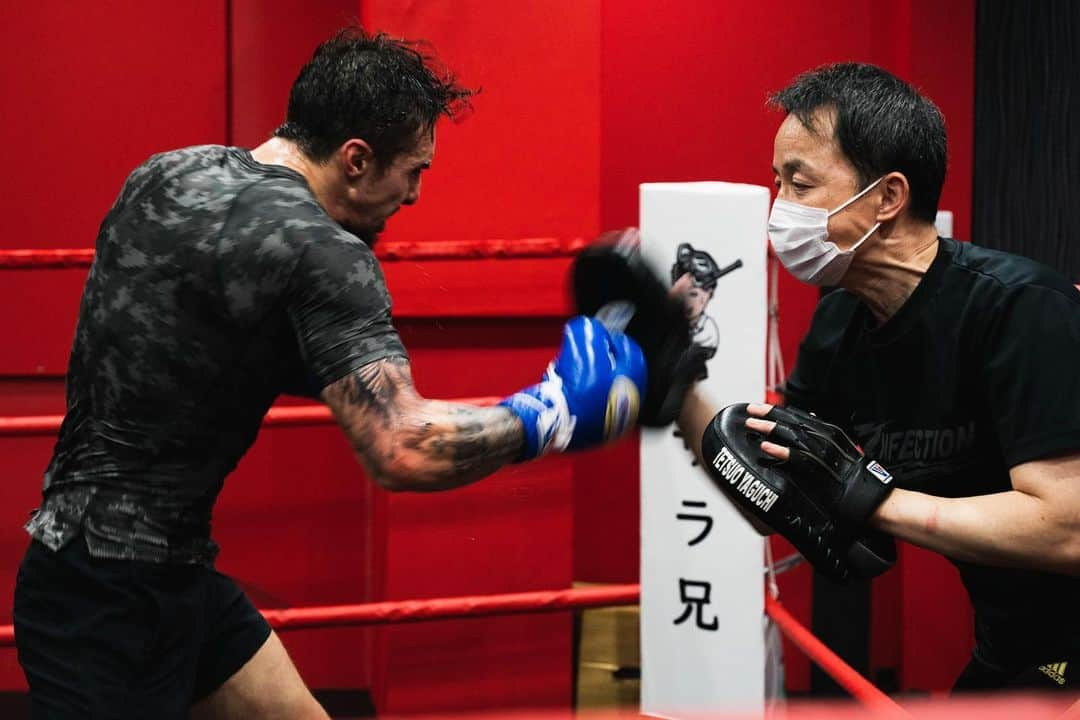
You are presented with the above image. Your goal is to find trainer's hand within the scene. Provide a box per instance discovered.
[744,403,894,527]
[499,316,646,460]
[746,403,790,460]
[701,403,896,581]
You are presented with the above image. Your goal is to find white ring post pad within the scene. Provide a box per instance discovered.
[639,182,769,716]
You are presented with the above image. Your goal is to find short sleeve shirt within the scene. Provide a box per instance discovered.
[785,238,1080,667]
[26,146,406,564]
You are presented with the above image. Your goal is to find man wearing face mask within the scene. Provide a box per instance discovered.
[730,62,1080,691]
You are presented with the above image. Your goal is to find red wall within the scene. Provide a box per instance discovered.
[0,0,975,710]
[230,0,361,147]
[360,2,602,244]
[1,2,227,374]
[3,2,227,252]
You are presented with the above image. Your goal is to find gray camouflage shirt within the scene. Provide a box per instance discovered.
[26,145,405,564]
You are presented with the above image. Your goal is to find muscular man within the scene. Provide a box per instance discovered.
[13,29,662,719]
[739,63,1080,691]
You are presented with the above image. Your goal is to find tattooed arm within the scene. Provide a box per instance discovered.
[321,356,525,492]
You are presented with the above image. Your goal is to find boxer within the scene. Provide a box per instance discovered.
[13,28,696,719]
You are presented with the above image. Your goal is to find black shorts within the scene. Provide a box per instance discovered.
[13,537,271,719]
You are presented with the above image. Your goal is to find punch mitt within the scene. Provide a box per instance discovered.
[571,228,704,426]
[701,403,896,583]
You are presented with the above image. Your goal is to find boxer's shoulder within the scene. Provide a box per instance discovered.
[117,145,317,217]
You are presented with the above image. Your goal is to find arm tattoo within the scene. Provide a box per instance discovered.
[323,356,524,490]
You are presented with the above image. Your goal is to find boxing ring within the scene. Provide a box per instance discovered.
[1,247,1077,719]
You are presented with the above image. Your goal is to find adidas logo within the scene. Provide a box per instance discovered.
[1037,661,1067,686]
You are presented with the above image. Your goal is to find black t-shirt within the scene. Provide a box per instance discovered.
[26,146,406,564]
[785,237,1080,667]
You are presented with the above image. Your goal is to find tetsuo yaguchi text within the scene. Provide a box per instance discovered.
[712,446,779,513]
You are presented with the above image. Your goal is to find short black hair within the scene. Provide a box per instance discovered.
[770,63,946,223]
[275,27,474,164]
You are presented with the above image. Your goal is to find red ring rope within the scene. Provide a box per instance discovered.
[765,594,907,716]
[262,584,641,631]
[0,249,95,269]
[0,239,587,270]
[0,414,65,436]
[0,583,906,713]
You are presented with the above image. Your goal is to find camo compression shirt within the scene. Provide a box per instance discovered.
[26,145,406,564]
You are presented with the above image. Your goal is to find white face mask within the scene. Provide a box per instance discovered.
[767,177,884,286]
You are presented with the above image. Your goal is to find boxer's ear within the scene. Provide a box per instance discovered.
[340,139,376,180]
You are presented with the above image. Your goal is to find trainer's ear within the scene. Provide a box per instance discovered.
[876,171,909,223]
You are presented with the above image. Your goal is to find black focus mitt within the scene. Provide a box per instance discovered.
[701,403,896,583]
[571,228,705,426]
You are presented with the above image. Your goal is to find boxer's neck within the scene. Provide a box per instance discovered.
[250,137,340,220]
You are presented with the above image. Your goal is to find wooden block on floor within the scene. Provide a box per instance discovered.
[574,583,640,709]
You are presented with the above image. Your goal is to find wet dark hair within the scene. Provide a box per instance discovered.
[770,63,946,223]
[274,27,475,165]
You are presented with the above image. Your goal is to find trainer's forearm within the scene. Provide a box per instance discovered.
[871,488,1080,575]
[678,389,773,536]
[676,388,714,461]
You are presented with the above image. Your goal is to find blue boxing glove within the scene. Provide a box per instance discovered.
[500,316,647,460]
